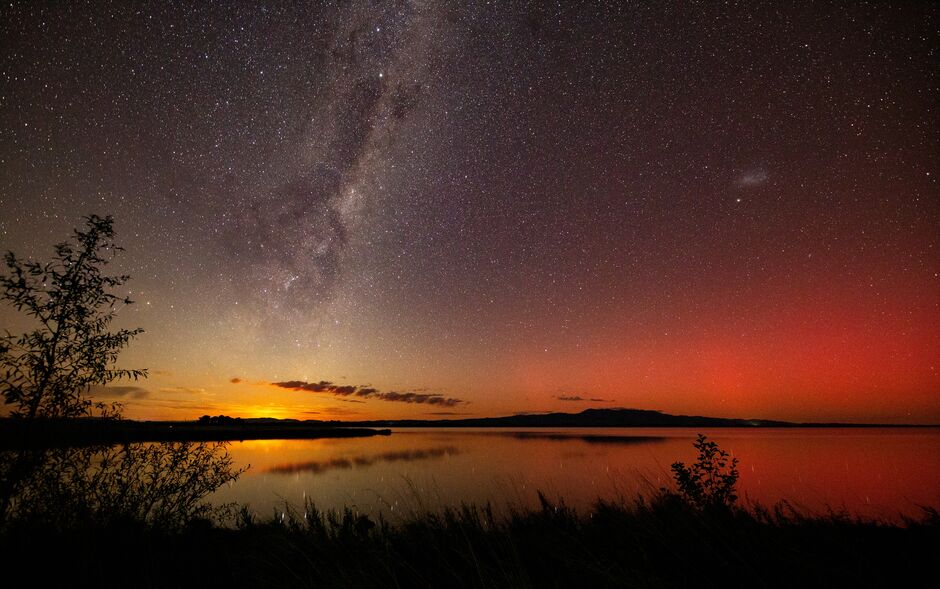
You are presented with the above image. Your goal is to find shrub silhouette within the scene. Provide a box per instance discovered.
[670,434,739,509]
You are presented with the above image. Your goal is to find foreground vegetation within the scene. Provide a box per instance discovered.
[2,430,934,587]
[0,492,936,588]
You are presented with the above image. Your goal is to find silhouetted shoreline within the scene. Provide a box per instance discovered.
[3,407,937,448]
[0,418,391,449]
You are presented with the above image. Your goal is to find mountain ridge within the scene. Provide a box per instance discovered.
[304,408,933,428]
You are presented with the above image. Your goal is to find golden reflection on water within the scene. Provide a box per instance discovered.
[209,428,940,521]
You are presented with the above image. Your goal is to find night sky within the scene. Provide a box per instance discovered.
[1,2,937,423]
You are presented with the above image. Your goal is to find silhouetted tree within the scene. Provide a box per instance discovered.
[0,216,244,529]
[0,215,146,419]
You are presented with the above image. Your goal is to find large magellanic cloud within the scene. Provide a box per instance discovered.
[735,168,769,187]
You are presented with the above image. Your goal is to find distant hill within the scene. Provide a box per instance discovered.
[333,408,794,428]
[330,408,939,428]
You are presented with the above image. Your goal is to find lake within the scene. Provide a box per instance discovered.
[209,428,940,522]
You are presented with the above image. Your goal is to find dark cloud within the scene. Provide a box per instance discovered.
[382,391,463,406]
[378,391,449,406]
[230,378,242,384]
[275,380,336,393]
[390,81,423,120]
[88,385,149,399]
[273,380,465,407]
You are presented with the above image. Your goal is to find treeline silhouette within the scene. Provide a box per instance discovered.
[199,414,244,425]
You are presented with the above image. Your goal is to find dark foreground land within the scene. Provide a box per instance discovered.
[2,495,936,588]
[0,418,390,448]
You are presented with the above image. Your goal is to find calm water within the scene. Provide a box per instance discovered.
[210,428,940,521]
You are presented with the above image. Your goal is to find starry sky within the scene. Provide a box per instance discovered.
[1,2,938,423]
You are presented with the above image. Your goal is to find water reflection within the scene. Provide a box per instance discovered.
[498,432,665,445]
[0,441,243,529]
[211,428,940,522]
[268,446,461,475]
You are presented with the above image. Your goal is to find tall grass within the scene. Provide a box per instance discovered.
[2,491,936,588]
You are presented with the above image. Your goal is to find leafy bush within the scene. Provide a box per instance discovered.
[670,434,740,509]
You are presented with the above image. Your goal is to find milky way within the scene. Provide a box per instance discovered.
[1,2,937,422]
[222,4,455,319]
